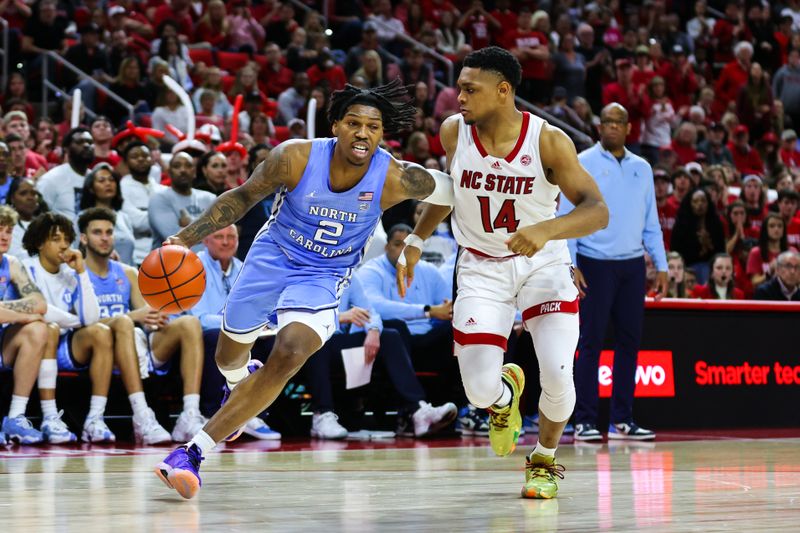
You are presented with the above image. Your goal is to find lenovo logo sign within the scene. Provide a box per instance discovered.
[597,350,676,398]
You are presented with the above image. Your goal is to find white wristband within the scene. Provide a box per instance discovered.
[404,233,425,249]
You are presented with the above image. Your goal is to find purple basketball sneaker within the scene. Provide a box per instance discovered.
[221,359,263,441]
[154,444,204,499]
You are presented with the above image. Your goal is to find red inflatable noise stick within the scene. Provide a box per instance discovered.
[111,121,165,149]
[216,94,247,159]
[165,124,213,146]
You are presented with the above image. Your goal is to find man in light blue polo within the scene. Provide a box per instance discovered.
[557,103,668,442]
[189,225,281,440]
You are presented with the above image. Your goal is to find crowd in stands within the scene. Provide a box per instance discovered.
[0,0,800,444]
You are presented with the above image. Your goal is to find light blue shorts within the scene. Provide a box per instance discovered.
[222,234,350,340]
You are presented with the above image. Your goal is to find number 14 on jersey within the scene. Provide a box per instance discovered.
[477,196,519,233]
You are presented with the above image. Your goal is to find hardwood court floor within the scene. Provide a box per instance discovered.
[1,430,798,532]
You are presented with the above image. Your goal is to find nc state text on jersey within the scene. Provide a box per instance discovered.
[459,170,536,195]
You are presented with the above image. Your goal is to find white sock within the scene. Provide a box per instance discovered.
[219,360,250,389]
[183,394,200,413]
[38,359,57,389]
[493,383,512,408]
[41,399,58,418]
[8,395,28,418]
[87,395,107,420]
[128,391,148,417]
[187,430,216,455]
[532,442,557,458]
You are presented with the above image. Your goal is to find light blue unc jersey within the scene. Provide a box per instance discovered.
[264,138,390,269]
[88,260,131,318]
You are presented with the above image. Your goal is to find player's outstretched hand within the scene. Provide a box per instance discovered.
[572,266,588,299]
[163,235,189,248]
[396,245,422,298]
[505,224,550,257]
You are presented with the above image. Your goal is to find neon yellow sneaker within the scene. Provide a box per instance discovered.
[522,453,565,499]
[487,363,525,457]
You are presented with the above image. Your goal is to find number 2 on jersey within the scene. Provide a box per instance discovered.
[477,197,519,233]
[314,220,344,245]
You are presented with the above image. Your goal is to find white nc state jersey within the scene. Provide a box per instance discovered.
[450,112,569,260]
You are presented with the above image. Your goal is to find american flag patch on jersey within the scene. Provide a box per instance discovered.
[358,191,374,201]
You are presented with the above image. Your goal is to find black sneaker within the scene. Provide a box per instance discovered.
[608,422,655,441]
[396,412,415,437]
[574,423,603,441]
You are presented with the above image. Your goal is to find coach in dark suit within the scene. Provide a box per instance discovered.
[754,251,800,301]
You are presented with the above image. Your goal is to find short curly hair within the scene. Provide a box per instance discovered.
[462,46,522,90]
[22,212,76,257]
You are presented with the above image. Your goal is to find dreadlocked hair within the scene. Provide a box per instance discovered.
[327,78,416,135]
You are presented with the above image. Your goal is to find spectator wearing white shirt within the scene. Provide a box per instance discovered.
[22,212,116,442]
[36,128,95,223]
[119,142,165,265]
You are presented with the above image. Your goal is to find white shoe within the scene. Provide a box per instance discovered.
[171,408,208,442]
[242,417,281,440]
[82,416,116,443]
[132,408,171,445]
[413,401,458,437]
[41,410,78,444]
[310,411,348,440]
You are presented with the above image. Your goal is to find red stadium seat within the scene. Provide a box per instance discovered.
[188,48,215,66]
[217,51,250,73]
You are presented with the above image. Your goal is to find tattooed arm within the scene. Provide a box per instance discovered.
[168,141,306,248]
[0,256,48,315]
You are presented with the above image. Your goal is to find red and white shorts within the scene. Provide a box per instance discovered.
[452,247,579,354]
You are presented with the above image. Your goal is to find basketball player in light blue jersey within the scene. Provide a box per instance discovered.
[155,79,456,499]
[80,207,208,445]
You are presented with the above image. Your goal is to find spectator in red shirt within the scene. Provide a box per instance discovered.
[3,112,47,179]
[671,123,699,166]
[488,0,516,46]
[654,168,676,250]
[31,117,61,168]
[728,125,764,176]
[603,58,646,151]
[90,116,121,170]
[779,129,800,169]
[259,43,294,98]
[5,133,45,180]
[667,167,692,212]
[194,0,230,50]
[740,174,768,238]
[775,189,800,249]
[691,253,745,299]
[458,0,499,52]
[711,1,751,65]
[153,0,195,40]
[774,15,793,66]
[505,8,552,105]
[747,212,796,288]
[307,50,347,93]
[421,0,459,28]
[657,44,699,116]
[714,40,752,118]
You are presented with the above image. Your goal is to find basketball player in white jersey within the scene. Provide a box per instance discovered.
[398,47,608,499]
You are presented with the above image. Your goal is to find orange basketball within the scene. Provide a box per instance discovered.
[138,245,206,313]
